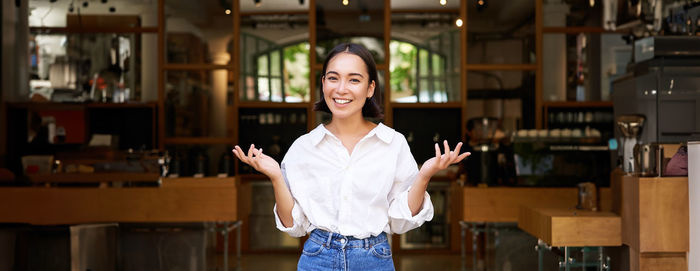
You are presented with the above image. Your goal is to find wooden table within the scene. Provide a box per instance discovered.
[459,186,613,270]
[518,207,621,248]
[518,206,621,271]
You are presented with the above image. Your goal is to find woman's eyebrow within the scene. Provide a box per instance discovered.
[325,71,365,78]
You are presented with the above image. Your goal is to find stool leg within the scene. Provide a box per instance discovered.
[236,222,242,270]
[472,225,478,271]
[223,222,229,271]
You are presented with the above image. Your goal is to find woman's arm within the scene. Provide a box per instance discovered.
[233,144,295,227]
[408,141,470,215]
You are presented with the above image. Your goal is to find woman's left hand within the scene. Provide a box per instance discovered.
[418,140,471,179]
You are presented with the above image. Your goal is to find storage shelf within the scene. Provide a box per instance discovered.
[237,102,311,108]
[543,101,613,108]
[27,172,160,183]
[163,137,234,145]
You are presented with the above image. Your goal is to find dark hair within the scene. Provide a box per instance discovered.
[313,43,383,119]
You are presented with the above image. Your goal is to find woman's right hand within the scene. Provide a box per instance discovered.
[233,144,283,181]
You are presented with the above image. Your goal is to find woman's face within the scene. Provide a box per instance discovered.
[322,53,375,120]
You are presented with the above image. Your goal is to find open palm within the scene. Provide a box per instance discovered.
[419,140,471,178]
[233,144,283,180]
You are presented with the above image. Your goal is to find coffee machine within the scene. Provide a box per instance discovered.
[616,114,645,173]
[463,117,515,186]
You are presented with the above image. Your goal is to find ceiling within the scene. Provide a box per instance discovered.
[29,0,535,33]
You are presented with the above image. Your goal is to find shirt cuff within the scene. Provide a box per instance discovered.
[273,202,307,237]
[394,189,435,223]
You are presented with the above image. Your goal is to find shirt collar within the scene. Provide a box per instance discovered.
[309,123,394,146]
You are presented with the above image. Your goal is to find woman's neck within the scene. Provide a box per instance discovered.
[326,115,373,137]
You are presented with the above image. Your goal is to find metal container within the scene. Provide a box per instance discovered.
[576,182,598,211]
[633,143,664,177]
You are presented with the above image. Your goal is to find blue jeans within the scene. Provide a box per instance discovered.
[297,229,395,271]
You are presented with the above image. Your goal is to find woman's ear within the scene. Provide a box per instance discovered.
[367,80,376,98]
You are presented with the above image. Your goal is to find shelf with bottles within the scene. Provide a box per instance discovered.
[237,108,308,175]
[164,144,235,178]
[543,101,614,142]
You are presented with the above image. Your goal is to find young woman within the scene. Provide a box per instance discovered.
[233,43,470,271]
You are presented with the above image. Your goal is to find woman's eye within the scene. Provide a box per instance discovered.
[350,79,361,83]
[327,76,338,81]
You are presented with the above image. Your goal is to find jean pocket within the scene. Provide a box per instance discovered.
[370,242,393,259]
[302,239,325,257]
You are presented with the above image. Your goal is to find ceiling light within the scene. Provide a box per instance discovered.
[254,0,261,7]
[477,0,484,6]
[225,9,231,14]
[589,0,595,7]
[455,18,463,27]
[342,0,349,6]
[440,0,447,6]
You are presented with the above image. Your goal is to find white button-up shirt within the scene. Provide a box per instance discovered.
[273,123,434,239]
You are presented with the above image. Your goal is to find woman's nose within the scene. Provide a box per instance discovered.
[336,81,349,93]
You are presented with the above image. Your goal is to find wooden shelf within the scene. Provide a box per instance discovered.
[86,102,157,109]
[163,137,234,145]
[465,64,537,71]
[27,172,160,183]
[390,102,462,108]
[163,63,232,71]
[543,101,613,108]
[391,8,460,14]
[7,102,156,110]
[543,26,624,34]
[237,102,311,108]
[30,26,158,34]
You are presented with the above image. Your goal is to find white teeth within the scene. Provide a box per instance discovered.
[334,98,352,104]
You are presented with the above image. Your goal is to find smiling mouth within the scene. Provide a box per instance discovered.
[333,98,352,104]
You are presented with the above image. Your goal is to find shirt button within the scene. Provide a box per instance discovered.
[340,239,346,244]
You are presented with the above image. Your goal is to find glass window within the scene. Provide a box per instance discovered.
[239,14,310,103]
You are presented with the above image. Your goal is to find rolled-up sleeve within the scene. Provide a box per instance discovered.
[387,136,434,234]
[273,201,308,237]
[272,161,310,237]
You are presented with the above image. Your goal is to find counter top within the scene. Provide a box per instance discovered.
[518,206,621,247]
[0,177,237,225]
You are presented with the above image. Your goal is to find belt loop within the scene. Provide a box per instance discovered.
[325,230,333,247]
[364,238,368,249]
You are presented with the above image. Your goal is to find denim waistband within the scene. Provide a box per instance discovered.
[308,229,387,249]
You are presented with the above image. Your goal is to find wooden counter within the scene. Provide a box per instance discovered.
[518,206,621,247]
[612,174,689,271]
[463,187,612,222]
[0,177,237,225]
